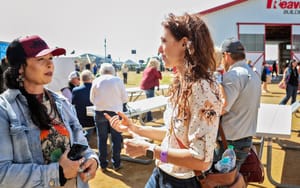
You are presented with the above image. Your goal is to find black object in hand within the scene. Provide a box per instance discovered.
[67,143,88,161]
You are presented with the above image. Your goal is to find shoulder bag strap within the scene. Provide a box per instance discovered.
[174,116,227,150]
[218,116,228,149]
[173,116,228,176]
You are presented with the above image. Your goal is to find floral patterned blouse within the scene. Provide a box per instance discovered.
[158,79,222,179]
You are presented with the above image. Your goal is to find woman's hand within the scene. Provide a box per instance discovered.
[104,112,132,133]
[123,138,150,158]
[78,158,98,182]
[59,148,85,179]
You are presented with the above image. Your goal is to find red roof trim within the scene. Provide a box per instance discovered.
[237,22,300,26]
[198,0,248,15]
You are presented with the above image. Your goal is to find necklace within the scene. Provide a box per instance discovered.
[43,90,62,123]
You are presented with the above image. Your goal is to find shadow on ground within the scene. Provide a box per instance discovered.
[277,140,300,185]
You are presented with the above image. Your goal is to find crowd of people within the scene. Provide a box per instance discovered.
[0,11,298,188]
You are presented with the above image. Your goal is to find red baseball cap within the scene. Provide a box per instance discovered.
[19,35,66,58]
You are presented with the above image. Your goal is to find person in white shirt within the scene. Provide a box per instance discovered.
[90,63,128,171]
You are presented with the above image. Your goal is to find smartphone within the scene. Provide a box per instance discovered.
[67,143,88,161]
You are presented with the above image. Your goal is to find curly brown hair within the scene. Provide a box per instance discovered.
[162,13,216,126]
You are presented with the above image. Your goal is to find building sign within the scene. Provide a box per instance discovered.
[267,0,300,14]
[0,41,9,60]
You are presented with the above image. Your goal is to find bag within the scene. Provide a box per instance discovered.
[199,166,246,188]
[196,118,246,188]
[239,145,264,183]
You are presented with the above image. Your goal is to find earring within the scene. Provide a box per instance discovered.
[16,74,25,87]
[186,41,194,55]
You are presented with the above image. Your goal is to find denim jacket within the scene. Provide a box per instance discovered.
[0,89,99,188]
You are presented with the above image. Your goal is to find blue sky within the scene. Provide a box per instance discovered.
[1,0,231,61]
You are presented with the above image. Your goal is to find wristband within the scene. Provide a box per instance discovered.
[160,150,168,163]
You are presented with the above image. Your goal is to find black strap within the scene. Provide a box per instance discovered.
[218,116,228,149]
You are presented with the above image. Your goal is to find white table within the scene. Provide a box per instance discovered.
[256,103,291,139]
[126,95,167,124]
[126,85,169,101]
[86,96,168,164]
[87,96,168,125]
[256,104,299,188]
[155,84,169,96]
[126,87,145,102]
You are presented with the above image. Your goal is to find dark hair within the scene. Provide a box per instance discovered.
[5,39,27,89]
[5,38,52,130]
[68,81,77,92]
[229,53,245,61]
[1,57,6,65]
[20,88,52,130]
[290,59,296,64]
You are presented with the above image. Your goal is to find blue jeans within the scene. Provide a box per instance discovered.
[84,127,95,142]
[94,111,122,169]
[145,167,201,188]
[145,88,155,121]
[215,137,252,171]
[279,84,298,105]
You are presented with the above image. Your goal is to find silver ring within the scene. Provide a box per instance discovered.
[78,167,84,173]
[86,172,91,180]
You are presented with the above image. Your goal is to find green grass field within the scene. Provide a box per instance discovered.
[117,71,172,87]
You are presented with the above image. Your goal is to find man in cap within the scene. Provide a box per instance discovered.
[218,38,261,171]
[61,71,80,103]
[72,70,95,142]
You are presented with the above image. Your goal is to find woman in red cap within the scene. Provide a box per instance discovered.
[0,35,98,188]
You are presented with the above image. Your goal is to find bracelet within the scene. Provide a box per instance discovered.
[160,150,168,163]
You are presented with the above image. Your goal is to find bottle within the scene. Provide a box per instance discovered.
[214,156,232,173]
[215,145,236,173]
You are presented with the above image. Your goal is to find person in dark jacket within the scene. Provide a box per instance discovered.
[72,70,95,141]
[279,59,299,105]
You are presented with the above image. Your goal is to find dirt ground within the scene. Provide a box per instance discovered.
[88,83,300,188]
[88,111,164,188]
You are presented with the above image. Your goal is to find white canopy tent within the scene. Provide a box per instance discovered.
[46,56,77,92]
